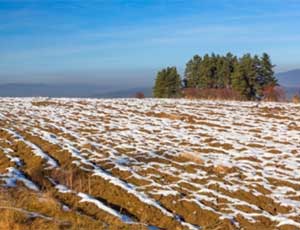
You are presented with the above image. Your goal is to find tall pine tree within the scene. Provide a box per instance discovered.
[184,55,202,88]
[153,67,182,98]
[232,54,262,100]
[199,54,211,88]
[260,53,277,87]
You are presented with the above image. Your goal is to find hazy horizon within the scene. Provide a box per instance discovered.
[0,68,156,87]
[0,67,298,85]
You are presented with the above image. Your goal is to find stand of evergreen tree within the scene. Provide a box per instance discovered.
[153,67,182,98]
[153,52,277,100]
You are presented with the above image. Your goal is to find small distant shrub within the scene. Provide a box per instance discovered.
[262,85,286,102]
[292,94,300,104]
[134,92,145,99]
[182,88,243,100]
[182,88,199,99]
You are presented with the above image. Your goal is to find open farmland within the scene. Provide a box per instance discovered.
[0,98,300,230]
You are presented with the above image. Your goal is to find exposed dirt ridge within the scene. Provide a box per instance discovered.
[0,98,300,230]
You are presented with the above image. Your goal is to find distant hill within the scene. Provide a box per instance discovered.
[276,69,300,98]
[0,83,108,98]
[276,69,300,87]
[0,83,152,98]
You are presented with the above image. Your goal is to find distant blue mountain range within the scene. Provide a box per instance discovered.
[276,69,300,87]
[0,83,152,98]
[0,83,106,98]
[276,69,300,98]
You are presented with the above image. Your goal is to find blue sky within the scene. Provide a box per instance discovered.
[0,0,300,85]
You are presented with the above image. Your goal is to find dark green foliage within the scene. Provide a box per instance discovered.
[232,54,259,100]
[153,67,182,98]
[154,52,277,100]
[183,52,277,100]
[183,52,238,90]
[260,53,277,87]
[184,55,202,88]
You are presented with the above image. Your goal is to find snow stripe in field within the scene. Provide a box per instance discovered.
[1,167,39,191]
[1,128,58,168]
[78,192,134,223]
[48,178,135,224]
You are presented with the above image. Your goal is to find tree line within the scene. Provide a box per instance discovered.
[153,53,278,100]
